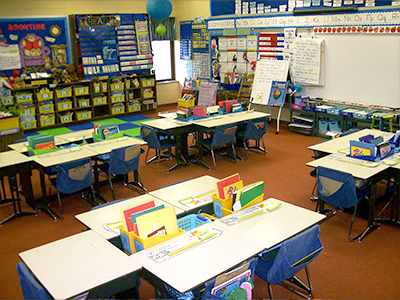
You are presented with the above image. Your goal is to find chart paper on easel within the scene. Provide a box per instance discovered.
[250,60,289,105]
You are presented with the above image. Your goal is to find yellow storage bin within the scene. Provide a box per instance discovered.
[74,86,89,96]
[143,91,154,99]
[221,194,264,217]
[57,100,72,111]
[77,110,92,121]
[19,107,35,116]
[0,116,19,131]
[93,96,107,106]
[55,87,72,98]
[59,113,73,124]
[212,194,233,219]
[1,97,14,106]
[119,226,185,255]
[112,105,125,115]
[110,82,124,91]
[101,82,108,93]
[15,93,33,103]
[92,82,100,93]
[178,98,195,108]
[128,102,141,112]
[125,79,131,89]
[38,103,54,114]
[36,91,53,101]
[141,78,155,87]
[20,120,37,129]
[78,99,90,107]
[40,115,55,127]
[111,94,125,103]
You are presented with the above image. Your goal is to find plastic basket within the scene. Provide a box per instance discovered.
[177,214,211,231]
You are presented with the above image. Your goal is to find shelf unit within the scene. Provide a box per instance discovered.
[289,96,400,138]
[14,74,157,132]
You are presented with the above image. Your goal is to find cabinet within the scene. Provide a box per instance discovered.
[15,74,157,131]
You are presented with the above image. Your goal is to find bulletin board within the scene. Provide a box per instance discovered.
[0,17,71,77]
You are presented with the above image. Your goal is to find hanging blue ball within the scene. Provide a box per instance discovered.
[146,0,173,21]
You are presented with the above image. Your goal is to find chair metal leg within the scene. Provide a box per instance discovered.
[211,149,216,167]
[276,267,313,299]
[124,171,147,194]
[108,177,115,200]
[243,141,249,160]
[268,283,274,299]
[56,193,64,220]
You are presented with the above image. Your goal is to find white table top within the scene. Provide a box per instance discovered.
[149,175,219,212]
[0,150,32,168]
[55,129,95,143]
[129,222,264,294]
[75,194,184,240]
[82,136,147,155]
[214,198,326,250]
[308,128,394,154]
[30,146,98,168]
[306,153,389,180]
[193,111,271,128]
[141,118,189,130]
[19,230,141,300]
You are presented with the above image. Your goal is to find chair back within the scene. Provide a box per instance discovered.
[17,262,52,299]
[266,225,323,284]
[108,144,141,175]
[55,158,93,195]
[211,125,237,148]
[244,117,268,140]
[140,125,161,149]
[316,166,359,208]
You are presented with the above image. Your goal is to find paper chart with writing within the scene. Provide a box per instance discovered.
[219,202,281,226]
[147,228,222,263]
[250,60,289,105]
[179,190,215,208]
[291,37,324,86]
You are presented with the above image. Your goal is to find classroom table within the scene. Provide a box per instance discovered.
[214,198,326,250]
[54,128,94,143]
[306,153,390,241]
[75,194,184,242]
[19,230,142,300]
[149,175,219,216]
[307,128,394,154]
[0,150,36,224]
[129,222,264,294]
[141,118,193,168]
[7,135,69,153]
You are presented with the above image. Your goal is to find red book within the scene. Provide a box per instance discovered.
[35,141,55,150]
[120,200,155,232]
[215,173,240,199]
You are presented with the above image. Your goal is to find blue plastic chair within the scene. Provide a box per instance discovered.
[97,144,146,200]
[202,125,238,168]
[316,166,370,241]
[49,158,98,219]
[255,225,323,299]
[236,117,268,160]
[16,262,52,299]
[140,125,178,172]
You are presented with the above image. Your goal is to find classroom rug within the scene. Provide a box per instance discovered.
[23,114,155,141]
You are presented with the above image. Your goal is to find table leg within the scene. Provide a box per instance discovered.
[191,126,211,170]
[92,159,109,203]
[36,170,60,221]
[375,169,400,227]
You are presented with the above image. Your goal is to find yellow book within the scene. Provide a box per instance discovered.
[223,180,243,199]
[136,206,179,238]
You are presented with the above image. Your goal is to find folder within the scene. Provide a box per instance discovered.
[130,204,165,235]
[234,181,264,211]
[136,206,179,238]
[215,173,241,199]
[120,200,155,232]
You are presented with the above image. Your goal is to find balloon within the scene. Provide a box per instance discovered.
[146,0,173,21]
[156,24,166,35]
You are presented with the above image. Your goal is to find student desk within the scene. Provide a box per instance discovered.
[75,194,184,244]
[306,154,390,241]
[19,230,142,300]
[130,222,264,294]
[0,150,36,224]
[149,175,219,216]
[308,128,394,154]
[55,128,94,143]
[192,111,271,129]
[214,198,326,250]
[141,118,193,167]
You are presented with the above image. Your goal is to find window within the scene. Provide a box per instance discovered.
[151,40,175,81]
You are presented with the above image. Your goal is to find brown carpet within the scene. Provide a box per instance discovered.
[1,104,399,299]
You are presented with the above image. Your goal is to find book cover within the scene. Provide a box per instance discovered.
[136,206,179,238]
[35,141,55,150]
[377,141,391,158]
[215,173,241,199]
[130,204,165,235]
[234,181,264,210]
[223,180,243,199]
[268,81,288,107]
[120,200,155,232]
[349,140,375,157]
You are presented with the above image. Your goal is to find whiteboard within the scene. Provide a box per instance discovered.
[298,33,400,108]
[250,60,289,105]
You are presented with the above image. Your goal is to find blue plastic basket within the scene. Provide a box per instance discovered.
[177,214,211,231]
